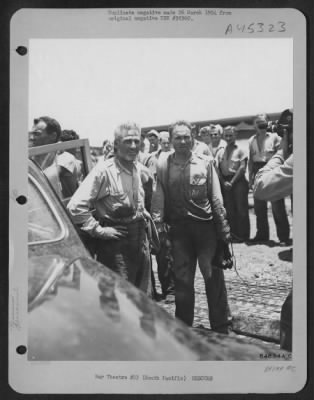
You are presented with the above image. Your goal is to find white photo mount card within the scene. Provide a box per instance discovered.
[9,8,306,394]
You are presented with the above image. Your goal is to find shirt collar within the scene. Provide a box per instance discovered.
[171,151,199,166]
[190,153,201,164]
[115,157,137,175]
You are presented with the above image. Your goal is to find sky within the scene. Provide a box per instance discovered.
[29,38,293,146]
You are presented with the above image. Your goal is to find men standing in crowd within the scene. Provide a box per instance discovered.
[159,131,172,153]
[28,116,64,198]
[208,124,227,163]
[137,131,150,165]
[145,130,175,300]
[28,115,62,169]
[67,122,151,295]
[147,129,160,153]
[192,128,212,157]
[248,113,290,245]
[145,131,172,189]
[253,109,293,351]
[151,120,232,333]
[199,125,212,148]
[60,129,80,143]
[217,126,250,242]
[102,139,114,159]
[58,129,83,198]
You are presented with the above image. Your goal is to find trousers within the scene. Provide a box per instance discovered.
[155,232,175,296]
[95,219,152,296]
[222,176,250,240]
[169,219,230,331]
[254,198,290,241]
[252,162,290,241]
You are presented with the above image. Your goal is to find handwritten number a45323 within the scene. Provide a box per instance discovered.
[225,21,287,35]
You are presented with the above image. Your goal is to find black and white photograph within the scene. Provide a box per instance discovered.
[8,7,307,394]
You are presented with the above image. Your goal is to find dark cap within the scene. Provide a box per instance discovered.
[278,109,293,127]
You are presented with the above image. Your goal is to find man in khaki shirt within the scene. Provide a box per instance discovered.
[67,122,151,295]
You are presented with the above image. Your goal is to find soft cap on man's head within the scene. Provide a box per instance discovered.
[159,131,169,139]
[223,125,237,134]
[147,129,159,138]
[199,126,211,134]
[215,124,223,135]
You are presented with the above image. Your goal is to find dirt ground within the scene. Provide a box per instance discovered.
[154,194,293,292]
[230,195,293,285]
[153,194,293,345]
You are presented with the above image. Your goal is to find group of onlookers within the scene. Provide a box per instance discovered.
[28,110,292,345]
[195,115,291,246]
[28,117,83,199]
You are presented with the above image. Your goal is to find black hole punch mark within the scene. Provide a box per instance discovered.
[16,345,27,355]
[16,46,27,56]
[16,195,27,205]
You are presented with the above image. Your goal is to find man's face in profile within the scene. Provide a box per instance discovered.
[28,120,56,148]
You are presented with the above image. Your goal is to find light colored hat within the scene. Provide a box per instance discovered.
[199,126,211,134]
[147,129,159,138]
[214,124,223,134]
[159,131,170,139]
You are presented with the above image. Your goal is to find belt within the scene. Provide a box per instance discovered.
[99,213,145,226]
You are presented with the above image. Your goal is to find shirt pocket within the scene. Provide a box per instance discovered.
[108,187,128,203]
[190,174,207,200]
[108,188,135,218]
